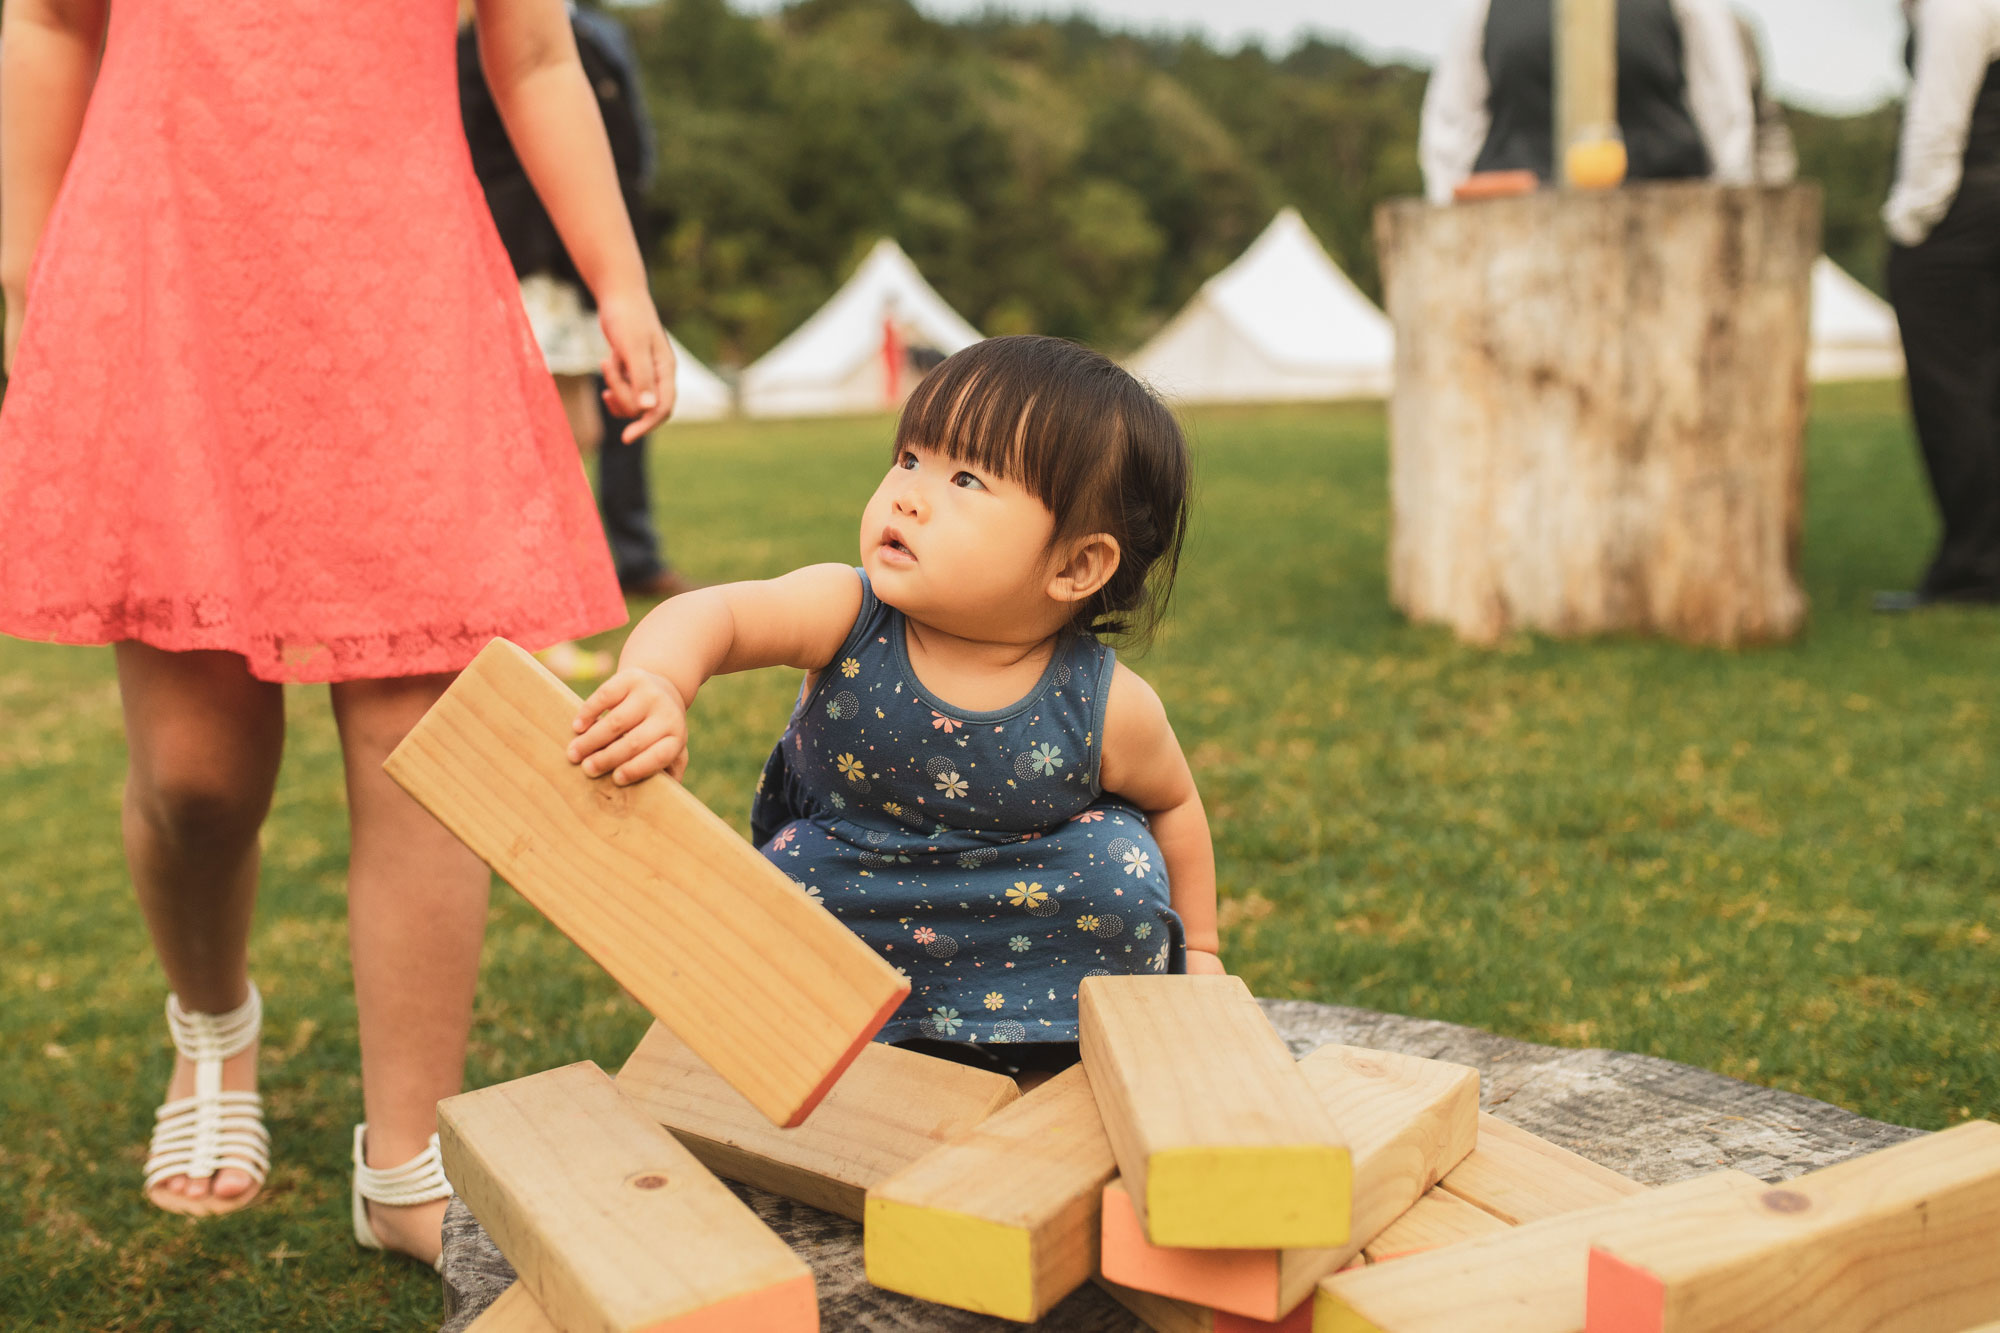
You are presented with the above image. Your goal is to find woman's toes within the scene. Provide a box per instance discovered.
[212,1169,251,1199]
[184,1176,212,1199]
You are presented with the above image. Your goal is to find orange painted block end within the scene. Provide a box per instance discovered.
[1584,1247,1666,1333]
[1099,1180,1283,1321]
[782,983,910,1128]
[644,1269,819,1332]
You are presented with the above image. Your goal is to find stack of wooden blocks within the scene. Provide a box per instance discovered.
[391,642,2000,1333]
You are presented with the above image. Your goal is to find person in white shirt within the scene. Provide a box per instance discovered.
[1880,0,2000,608]
[1421,0,1755,203]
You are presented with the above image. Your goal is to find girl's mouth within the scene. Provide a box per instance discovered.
[881,530,916,562]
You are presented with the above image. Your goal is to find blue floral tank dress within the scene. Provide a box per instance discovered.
[751,571,1187,1045]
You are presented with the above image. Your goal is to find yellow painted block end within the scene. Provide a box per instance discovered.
[1146,1144,1351,1249]
[1314,1284,1390,1333]
[863,1195,1037,1321]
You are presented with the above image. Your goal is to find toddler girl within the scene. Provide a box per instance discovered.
[568,336,1222,1071]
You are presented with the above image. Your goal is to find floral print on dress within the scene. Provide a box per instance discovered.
[748,570,1186,1044]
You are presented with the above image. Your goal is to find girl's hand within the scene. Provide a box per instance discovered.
[1185,948,1227,976]
[598,287,677,443]
[567,667,690,785]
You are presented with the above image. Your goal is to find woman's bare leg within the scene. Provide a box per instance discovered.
[330,673,490,1265]
[117,643,286,1207]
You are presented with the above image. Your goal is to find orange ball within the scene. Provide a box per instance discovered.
[1566,138,1629,190]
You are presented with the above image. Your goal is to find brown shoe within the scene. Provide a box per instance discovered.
[625,570,709,600]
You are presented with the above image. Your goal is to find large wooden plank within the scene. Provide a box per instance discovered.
[1100,1277,1314,1333]
[1080,975,1351,1249]
[438,1062,816,1333]
[1585,1119,2000,1333]
[1440,1112,1647,1224]
[1361,1187,1510,1262]
[617,1021,1020,1221]
[384,638,908,1128]
[1313,1170,1764,1333]
[864,1062,1118,1322]
[1101,1044,1479,1319]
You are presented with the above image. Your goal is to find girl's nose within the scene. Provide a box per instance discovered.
[894,483,927,520]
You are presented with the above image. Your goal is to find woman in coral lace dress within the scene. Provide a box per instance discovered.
[0,0,675,1264]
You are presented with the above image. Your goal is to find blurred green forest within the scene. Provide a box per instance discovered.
[615,0,1905,369]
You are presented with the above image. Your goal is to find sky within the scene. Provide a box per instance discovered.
[728,0,1908,115]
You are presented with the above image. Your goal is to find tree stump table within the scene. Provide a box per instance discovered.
[437,998,1920,1331]
[1375,182,1820,647]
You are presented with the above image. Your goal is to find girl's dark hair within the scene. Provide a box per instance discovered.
[893,335,1191,646]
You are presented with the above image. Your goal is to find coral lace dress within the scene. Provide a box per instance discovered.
[0,0,626,682]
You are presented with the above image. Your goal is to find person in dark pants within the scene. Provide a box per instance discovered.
[595,388,678,594]
[459,2,697,609]
[1879,0,2000,610]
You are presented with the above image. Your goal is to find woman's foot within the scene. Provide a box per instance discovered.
[352,1126,454,1268]
[147,1040,263,1212]
[145,988,269,1218]
[359,1194,448,1267]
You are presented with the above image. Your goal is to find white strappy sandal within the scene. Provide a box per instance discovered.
[144,984,271,1217]
[352,1123,454,1271]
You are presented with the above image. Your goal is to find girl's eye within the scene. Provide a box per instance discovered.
[897,451,919,470]
[952,471,986,491]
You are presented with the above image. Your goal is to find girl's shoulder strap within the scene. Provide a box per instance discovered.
[831,566,898,665]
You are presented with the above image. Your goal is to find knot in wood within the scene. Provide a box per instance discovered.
[626,1171,671,1191]
[1759,1188,1810,1214]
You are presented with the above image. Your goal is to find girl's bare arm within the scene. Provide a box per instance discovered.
[0,0,109,367]
[471,0,674,437]
[1099,663,1224,973]
[568,564,867,785]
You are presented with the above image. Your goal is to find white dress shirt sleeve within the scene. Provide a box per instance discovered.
[1673,0,1756,183]
[1885,0,2000,246]
[1420,0,1495,204]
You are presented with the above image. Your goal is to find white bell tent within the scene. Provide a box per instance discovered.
[667,331,732,421]
[1126,207,1393,404]
[1810,256,1903,383]
[740,240,984,418]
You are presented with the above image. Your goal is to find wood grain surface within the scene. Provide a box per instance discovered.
[618,1021,1020,1221]
[865,1062,1120,1322]
[1080,976,1350,1249]
[383,638,908,1127]
[437,1062,815,1333]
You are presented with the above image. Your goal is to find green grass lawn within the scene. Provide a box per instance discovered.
[2,381,1993,1328]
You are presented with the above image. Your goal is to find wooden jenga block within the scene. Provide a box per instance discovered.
[863,1062,1117,1322]
[1584,1120,2000,1333]
[438,1062,817,1333]
[1313,1170,1765,1333]
[617,1021,1020,1221]
[1361,1186,1510,1262]
[1101,1044,1479,1319]
[1080,975,1351,1249]
[1100,1277,1316,1333]
[384,638,908,1128]
[1440,1113,1647,1224]
[466,1283,558,1333]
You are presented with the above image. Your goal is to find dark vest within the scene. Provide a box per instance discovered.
[1474,0,1711,183]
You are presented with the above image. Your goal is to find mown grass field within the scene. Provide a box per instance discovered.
[1,380,1993,1329]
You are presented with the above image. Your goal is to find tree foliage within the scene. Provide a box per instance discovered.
[614,0,1896,367]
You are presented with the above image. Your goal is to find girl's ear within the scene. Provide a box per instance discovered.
[1047,533,1122,606]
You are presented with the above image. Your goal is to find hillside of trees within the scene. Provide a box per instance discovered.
[616,0,1898,370]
